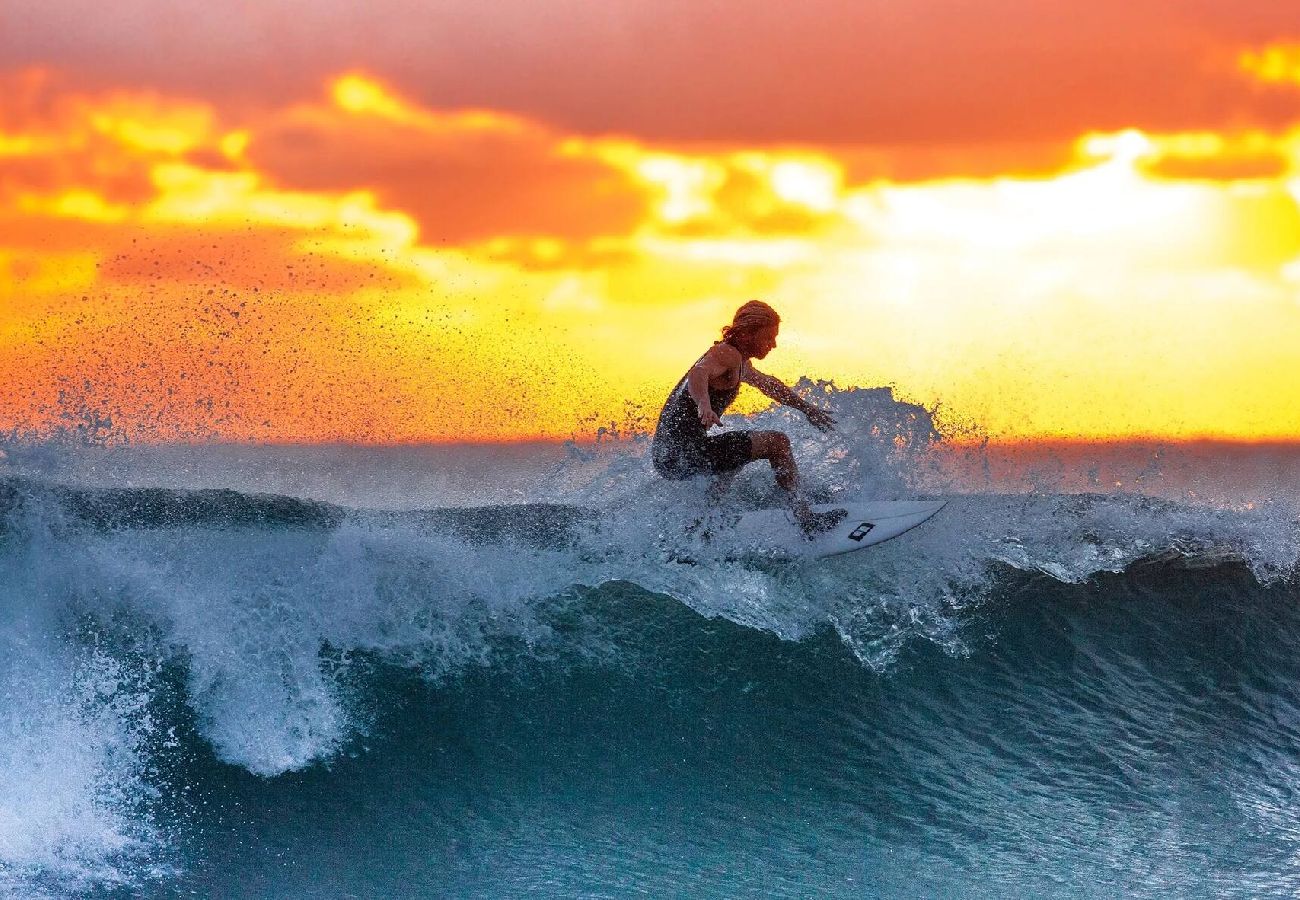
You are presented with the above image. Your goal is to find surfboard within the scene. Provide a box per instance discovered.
[728,500,947,559]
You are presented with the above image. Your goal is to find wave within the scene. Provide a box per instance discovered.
[6,540,1295,896]
[3,385,1300,894]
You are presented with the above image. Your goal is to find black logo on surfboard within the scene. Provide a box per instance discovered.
[848,522,875,541]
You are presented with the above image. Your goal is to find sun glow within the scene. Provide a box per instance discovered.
[766,159,841,212]
[2,67,1300,442]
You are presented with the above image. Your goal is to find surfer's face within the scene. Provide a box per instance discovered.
[745,325,779,359]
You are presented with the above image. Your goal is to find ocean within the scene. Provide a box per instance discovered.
[3,386,1300,898]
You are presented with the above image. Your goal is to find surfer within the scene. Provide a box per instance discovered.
[652,300,847,537]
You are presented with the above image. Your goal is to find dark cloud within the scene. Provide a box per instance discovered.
[0,151,156,207]
[245,111,651,242]
[0,66,653,250]
[4,0,1300,144]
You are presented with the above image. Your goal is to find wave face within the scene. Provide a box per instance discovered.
[4,388,1300,897]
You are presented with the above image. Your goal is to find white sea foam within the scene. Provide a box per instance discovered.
[0,591,161,891]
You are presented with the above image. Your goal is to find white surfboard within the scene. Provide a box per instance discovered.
[728,500,947,559]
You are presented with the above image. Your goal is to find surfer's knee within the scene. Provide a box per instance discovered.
[751,430,791,461]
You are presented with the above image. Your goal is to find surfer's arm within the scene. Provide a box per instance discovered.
[743,367,836,431]
[687,346,735,429]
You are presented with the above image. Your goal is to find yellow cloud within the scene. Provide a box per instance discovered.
[330,72,528,135]
[89,103,213,155]
[16,189,130,222]
[1239,42,1300,86]
[0,131,51,156]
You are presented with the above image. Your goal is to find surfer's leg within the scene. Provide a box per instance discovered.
[750,430,845,537]
[707,469,738,502]
[750,431,799,491]
[750,429,807,515]
[701,432,757,502]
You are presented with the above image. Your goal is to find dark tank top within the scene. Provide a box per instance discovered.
[652,346,745,457]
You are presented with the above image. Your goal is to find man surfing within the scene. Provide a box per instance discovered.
[651,300,847,537]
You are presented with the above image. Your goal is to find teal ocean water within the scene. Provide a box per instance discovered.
[3,388,1300,898]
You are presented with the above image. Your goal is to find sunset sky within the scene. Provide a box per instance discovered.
[3,0,1300,442]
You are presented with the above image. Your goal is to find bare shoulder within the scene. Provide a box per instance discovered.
[692,341,742,375]
[706,342,743,367]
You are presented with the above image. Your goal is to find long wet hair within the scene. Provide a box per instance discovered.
[721,300,780,344]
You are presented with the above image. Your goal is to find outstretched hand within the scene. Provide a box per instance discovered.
[698,408,722,429]
[804,406,836,432]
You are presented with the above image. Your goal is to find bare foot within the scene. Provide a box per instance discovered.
[796,507,847,538]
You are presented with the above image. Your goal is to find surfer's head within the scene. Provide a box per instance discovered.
[722,300,780,359]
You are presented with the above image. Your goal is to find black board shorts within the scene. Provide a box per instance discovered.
[652,430,754,480]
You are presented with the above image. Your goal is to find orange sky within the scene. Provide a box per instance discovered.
[3,4,1300,442]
